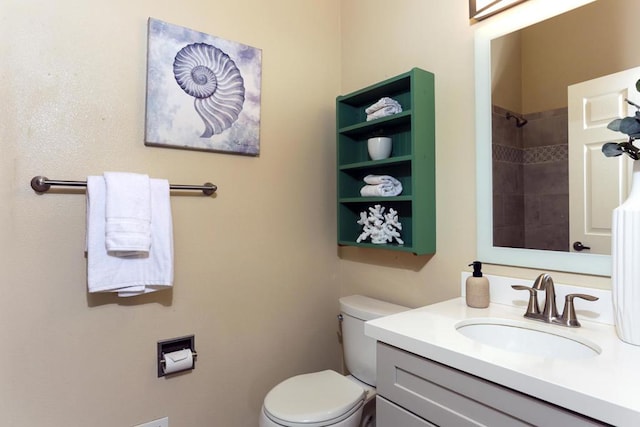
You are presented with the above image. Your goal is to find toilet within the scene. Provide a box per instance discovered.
[259,295,409,427]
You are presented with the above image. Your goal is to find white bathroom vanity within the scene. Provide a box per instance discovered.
[365,275,640,426]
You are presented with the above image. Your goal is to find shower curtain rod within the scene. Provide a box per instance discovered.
[30,176,217,196]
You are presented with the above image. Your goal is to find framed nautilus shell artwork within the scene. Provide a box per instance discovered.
[145,18,262,155]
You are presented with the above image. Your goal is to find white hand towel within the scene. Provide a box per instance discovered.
[366,105,403,121]
[360,174,403,197]
[104,172,151,256]
[86,176,174,296]
[365,97,402,114]
[363,174,399,185]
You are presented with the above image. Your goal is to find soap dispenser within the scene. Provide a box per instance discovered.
[466,261,490,308]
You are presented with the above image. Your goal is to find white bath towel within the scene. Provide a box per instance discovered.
[360,174,403,197]
[86,176,174,296]
[366,105,403,121]
[365,97,402,121]
[104,172,151,256]
[365,97,402,114]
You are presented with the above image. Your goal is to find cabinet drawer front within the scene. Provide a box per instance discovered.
[377,396,436,427]
[377,343,606,427]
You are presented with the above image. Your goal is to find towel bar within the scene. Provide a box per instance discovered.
[30,176,217,196]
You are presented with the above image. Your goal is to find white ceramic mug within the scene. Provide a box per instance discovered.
[367,137,392,160]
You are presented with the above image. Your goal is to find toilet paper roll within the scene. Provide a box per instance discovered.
[163,349,193,374]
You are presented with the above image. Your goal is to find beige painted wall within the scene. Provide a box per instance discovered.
[1,0,614,426]
[521,0,640,113]
[1,0,341,426]
[491,32,522,114]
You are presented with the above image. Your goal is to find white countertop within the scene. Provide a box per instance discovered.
[365,296,640,426]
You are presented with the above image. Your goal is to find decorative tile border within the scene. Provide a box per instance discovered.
[493,144,523,163]
[523,144,567,164]
[493,143,566,164]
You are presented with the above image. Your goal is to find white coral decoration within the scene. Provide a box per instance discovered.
[356,204,404,245]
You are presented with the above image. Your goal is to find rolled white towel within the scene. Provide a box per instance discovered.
[365,97,402,114]
[360,174,403,197]
[366,105,402,121]
[364,174,400,185]
[360,185,401,197]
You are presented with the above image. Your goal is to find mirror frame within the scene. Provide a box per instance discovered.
[469,0,527,21]
[475,0,611,276]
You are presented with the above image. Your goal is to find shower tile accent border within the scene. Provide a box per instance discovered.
[493,144,523,163]
[493,143,566,164]
[523,144,567,164]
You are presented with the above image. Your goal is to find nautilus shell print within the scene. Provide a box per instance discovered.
[173,43,245,138]
[145,18,261,155]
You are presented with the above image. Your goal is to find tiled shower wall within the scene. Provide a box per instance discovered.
[492,105,524,248]
[492,106,569,251]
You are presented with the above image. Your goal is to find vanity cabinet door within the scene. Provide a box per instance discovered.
[376,342,607,426]
[376,396,436,427]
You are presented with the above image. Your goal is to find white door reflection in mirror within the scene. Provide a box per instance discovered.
[568,67,639,255]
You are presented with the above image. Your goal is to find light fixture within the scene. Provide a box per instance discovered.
[469,0,527,21]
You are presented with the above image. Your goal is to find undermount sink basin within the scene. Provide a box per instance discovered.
[455,318,601,359]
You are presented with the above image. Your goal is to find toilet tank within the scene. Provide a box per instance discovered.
[339,295,409,387]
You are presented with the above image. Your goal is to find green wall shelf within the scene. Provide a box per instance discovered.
[336,68,436,255]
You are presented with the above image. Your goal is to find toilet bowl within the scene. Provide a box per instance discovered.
[259,295,408,427]
[259,370,372,427]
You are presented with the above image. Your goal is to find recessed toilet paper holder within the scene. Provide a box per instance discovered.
[157,334,198,377]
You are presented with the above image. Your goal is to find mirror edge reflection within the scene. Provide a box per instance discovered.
[474,0,610,276]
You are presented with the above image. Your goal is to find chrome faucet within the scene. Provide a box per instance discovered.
[511,274,598,328]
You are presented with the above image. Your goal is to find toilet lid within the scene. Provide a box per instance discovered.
[264,370,366,425]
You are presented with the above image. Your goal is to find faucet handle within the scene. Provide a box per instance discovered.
[558,294,599,327]
[511,285,540,317]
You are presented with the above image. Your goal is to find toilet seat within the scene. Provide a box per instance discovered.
[263,370,366,426]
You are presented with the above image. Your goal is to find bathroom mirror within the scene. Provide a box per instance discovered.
[475,0,625,276]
